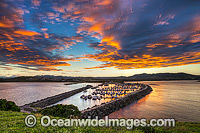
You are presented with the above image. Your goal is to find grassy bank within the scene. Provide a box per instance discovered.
[0,111,199,133]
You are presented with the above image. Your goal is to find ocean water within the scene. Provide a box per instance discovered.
[0,80,199,122]
[0,82,99,106]
[109,80,200,122]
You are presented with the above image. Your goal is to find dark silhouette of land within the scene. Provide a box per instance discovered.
[0,72,199,82]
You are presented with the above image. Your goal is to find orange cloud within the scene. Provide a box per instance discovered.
[2,0,200,72]
[21,59,71,67]
[95,0,112,6]
[53,6,65,13]
[14,29,41,36]
[0,40,29,52]
[44,33,49,39]
[32,0,41,7]
[0,0,80,72]
[0,16,15,28]
[54,0,123,52]
[84,50,200,70]
[0,22,13,28]
[146,43,165,48]
[82,17,95,22]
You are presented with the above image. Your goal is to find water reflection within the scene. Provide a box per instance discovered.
[56,88,111,110]
[56,83,140,110]
[0,82,99,106]
[109,80,200,122]
[0,81,199,122]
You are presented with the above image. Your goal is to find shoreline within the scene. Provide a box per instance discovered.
[20,85,95,112]
[0,79,199,83]
[19,82,152,116]
[1,81,199,122]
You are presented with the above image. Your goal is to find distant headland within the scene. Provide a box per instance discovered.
[0,72,199,82]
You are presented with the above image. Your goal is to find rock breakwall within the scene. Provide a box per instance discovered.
[81,84,152,119]
[20,85,93,112]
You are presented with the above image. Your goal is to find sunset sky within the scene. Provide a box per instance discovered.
[0,0,200,77]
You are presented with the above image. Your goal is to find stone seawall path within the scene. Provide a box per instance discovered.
[20,85,94,112]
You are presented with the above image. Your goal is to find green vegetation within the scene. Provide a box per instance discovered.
[0,111,199,133]
[37,104,81,118]
[1,73,199,82]
[0,99,20,112]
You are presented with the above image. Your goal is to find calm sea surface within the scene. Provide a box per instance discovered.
[0,80,199,122]
[109,80,200,122]
[0,82,99,106]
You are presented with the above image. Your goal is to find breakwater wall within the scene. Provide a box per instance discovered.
[20,85,93,112]
[81,84,153,119]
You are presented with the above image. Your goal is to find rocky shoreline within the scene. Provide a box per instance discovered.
[81,84,153,119]
[20,85,93,112]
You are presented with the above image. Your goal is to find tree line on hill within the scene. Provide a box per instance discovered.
[0,72,199,82]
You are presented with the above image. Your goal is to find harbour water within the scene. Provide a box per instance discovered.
[55,83,140,110]
[55,87,111,110]
[0,80,199,122]
[0,82,99,106]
